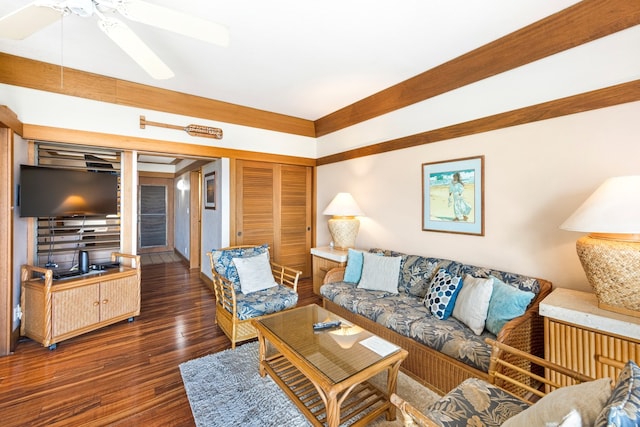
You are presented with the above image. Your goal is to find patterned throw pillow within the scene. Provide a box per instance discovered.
[595,360,640,427]
[423,268,462,320]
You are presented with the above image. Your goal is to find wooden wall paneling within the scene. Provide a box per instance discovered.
[189,170,201,269]
[120,151,136,263]
[314,0,640,136]
[0,127,12,355]
[317,80,640,166]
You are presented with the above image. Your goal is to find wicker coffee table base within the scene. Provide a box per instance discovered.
[255,330,407,427]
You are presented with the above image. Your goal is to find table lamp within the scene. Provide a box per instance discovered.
[322,192,364,250]
[560,175,640,317]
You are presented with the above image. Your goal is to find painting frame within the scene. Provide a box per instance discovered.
[422,156,484,236]
[204,171,216,210]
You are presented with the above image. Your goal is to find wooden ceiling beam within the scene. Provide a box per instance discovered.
[314,0,640,137]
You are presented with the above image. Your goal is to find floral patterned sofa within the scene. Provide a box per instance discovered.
[320,248,552,395]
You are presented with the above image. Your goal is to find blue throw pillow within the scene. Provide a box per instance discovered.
[424,268,462,320]
[485,275,535,335]
[595,360,640,427]
[343,249,364,283]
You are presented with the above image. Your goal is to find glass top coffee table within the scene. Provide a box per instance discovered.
[252,304,408,427]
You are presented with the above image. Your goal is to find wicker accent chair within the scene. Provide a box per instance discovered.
[391,338,600,427]
[206,245,301,349]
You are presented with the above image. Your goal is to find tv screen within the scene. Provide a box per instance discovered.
[19,165,119,217]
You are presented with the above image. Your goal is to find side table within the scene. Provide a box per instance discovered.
[540,288,640,384]
[311,246,348,295]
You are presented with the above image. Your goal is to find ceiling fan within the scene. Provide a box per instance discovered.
[0,0,229,79]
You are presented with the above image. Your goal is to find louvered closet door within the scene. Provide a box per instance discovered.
[236,161,276,249]
[279,165,311,276]
[235,161,311,277]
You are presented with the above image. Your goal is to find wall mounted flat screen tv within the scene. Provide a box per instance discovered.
[19,165,119,217]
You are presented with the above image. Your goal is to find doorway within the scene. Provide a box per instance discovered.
[138,176,174,254]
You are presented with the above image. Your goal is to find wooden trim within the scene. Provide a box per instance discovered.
[138,171,174,179]
[121,151,135,256]
[0,106,22,136]
[21,124,316,167]
[317,80,640,166]
[314,0,640,136]
[189,170,201,269]
[0,53,315,138]
[0,128,12,356]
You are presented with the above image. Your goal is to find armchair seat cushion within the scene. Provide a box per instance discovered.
[426,377,529,427]
[235,285,298,320]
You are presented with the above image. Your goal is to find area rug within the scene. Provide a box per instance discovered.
[179,341,440,427]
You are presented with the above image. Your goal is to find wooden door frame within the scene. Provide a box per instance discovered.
[0,127,13,355]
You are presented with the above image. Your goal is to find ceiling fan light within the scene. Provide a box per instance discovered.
[97,17,174,80]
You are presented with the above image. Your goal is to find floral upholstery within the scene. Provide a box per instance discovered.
[320,248,543,373]
[235,283,298,320]
[596,360,640,426]
[425,377,529,427]
[210,244,297,320]
[209,244,269,291]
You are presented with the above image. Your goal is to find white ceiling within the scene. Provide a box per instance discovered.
[0,0,582,121]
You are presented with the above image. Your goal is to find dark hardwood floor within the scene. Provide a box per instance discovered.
[0,261,320,426]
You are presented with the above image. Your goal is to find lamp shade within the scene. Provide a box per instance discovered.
[561,176,640,234]
[322,192,364,217]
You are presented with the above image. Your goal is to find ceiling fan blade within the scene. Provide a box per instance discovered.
[97,17,174,80]
[116,0,229,47]
[0,2,62,40]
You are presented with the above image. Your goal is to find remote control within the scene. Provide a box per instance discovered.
[313,320,341,330]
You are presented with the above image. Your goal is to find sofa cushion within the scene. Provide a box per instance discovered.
[352,293,429,336]
[424,268,462,320]
[234,284,298,320]
[401,255,447,298]
[210,244,269,291]
[452,275,494,335]
[595,360,640,427]
[409,315,496,372]
[343,249,364,283]
[426,377,529,427]
[485,275,535,335]
[357,252,402,293]
[502,378,612,427]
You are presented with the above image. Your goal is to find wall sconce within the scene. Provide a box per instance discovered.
[561,176,640,317]
[322,192,364,250]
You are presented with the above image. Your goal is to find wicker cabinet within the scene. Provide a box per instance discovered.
[311,246,348,294]
[540,288,640,384]
[21,253,141,349]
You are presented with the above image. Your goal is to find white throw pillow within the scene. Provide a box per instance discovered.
[357,252,401,294]
[502,378,612,427]
[232,252,278,295]
[452,275,494,335]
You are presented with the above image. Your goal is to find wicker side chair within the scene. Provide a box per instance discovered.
[391,338,599,427]
[206,245,301,349]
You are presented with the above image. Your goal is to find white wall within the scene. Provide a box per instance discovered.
[316,101,640,292]
[174,172,191,259]
[200,159,227,280]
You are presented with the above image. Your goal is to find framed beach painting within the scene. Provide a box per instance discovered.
[204,171,216,210]
[422,156,484,236]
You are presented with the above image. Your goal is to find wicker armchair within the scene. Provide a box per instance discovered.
[391,338,598,427]
[206,246,301,348]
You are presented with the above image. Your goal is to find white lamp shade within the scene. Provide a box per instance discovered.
[560,176,640,234]
[322,192,364,217]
